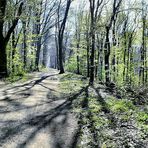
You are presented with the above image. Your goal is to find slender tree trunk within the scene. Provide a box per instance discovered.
[0,43,7,77]
[35,37,42,71]
[55,23,59,70]
[89,0,95,85]
[58,0,72,74]
[145,41,147,84]
[130,47,133,85]
[23,21,27,70]
[58,37,65,73]
[98,35,104,81]
[76,33,80,74]
[12,31,16,73]
[112,17,117,81]
[55,36,59,70]
[34,2,42,71]
[116,56,119,78]
[122,17,128,82]
[104,27,111,83]
[76,48,80,74]
[140,12,146,85]
[123,44,127,82]
[95,47,99,78]
[86,33,90,77]
[89,30,95,85]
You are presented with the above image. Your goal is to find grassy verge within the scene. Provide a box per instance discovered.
[59,73,148,148]
[59,72,88,97]
[3,67,50,83]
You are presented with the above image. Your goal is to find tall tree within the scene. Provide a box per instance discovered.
[58,0,72,74]
[104,0,122,84]
[89,0,103,85]
[140,0,147,85]
[0,0,23,77]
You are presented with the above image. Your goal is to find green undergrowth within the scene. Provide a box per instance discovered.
[59,72,88,96]
[5,72,28,83]
[106,96,136,113]
[4,67,50,83]
[59,73,148,148]
[75,95,147,148]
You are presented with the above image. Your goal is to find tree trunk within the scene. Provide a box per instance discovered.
[129,47,133,85]
[77,49,80,74]
[89,0,95,85]
[112,18,117,82]
[55,25,59,70]
[104,27,111,83]
[35,38,42,71]
[12,31,16,73]
[86,33,90,77]
[0,0,7,77]
[58,38,65,74]
[0,1,23,77]
[58,0,71,74]
[23,21,27,70]
[0,43,7,77]
[98,35,104,81]
[140,11,146,85]
[76,33,80,74]
[104,0,123,84]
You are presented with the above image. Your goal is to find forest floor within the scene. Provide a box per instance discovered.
[0,69,147,148]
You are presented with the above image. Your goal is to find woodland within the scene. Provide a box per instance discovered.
[0,0,148,148]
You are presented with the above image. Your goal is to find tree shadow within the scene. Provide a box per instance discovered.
[83,86,101,147]
[72,85,118,148]
[92,86,118,129]
[2,72,114,148]
[5,74,59,94]
[69,86,89,148]
[17,86,88,148]
[0,85,89,148]
[0,73,60,114]
[92,86,110,113]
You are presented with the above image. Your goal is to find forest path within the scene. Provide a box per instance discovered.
[0,69,78,148]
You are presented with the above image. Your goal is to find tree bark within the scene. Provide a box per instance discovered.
[0,43,7,77]
[104,0,123,84]
[0,0,7,76]
[89,0,102,85]
[104,26,110,83]
[0,1,23,77]
[58,0,72,74]
[23,21,27,70]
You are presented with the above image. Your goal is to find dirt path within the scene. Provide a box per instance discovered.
[0,69,78,148]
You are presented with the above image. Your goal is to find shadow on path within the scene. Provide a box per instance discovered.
[0,74,89,148]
